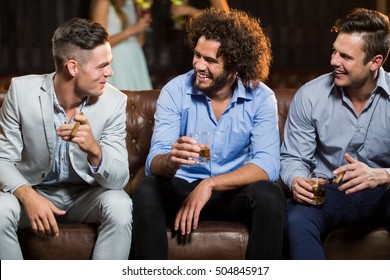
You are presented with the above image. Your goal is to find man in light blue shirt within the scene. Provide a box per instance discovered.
[281,8,390,259]
[133,8,285,260]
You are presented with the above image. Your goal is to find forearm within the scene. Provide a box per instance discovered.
[150,154,180,178]
[207,163,269,191]
[0,161,32,193]
[210,0,230,12]
[108,27,141,47]
[13,184,35,203]
[280,156,311,189]
[87,142,102,167]
[91,0,141,47]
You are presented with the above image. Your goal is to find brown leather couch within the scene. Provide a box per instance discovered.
[1,88,389,260]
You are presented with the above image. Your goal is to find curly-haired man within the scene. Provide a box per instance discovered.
[133,8,285,259]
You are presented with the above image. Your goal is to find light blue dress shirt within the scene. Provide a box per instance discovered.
[280,68,390,188]
[146,70,280,182]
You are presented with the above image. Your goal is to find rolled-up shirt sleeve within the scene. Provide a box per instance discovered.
[247,92,280,181]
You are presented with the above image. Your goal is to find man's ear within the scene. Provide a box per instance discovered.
[66,60,78,77]
[369,54,384,71]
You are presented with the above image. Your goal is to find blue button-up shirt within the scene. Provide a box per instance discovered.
[280,68,390,188]
[146,70,280,182]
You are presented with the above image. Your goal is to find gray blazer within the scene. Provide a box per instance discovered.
[0,73,129,192]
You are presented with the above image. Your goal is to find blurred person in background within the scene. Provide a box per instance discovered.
[91,0,153,90]
[171,0,229,28]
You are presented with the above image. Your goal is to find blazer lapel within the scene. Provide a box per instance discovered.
[39,74,55,161]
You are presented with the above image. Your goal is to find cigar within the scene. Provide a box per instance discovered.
[333,171,345,185]
[70,112,83,139]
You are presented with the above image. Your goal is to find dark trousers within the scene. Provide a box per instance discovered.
[133,176,286,259]
[286,184,390,259]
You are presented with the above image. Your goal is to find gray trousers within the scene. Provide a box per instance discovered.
[0,184,132,260]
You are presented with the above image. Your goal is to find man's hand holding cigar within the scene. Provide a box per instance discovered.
[332,153,390,195]
[70,111,83,139]
[56,108,102,167]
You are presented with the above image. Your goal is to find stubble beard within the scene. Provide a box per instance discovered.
[193,70,230,94]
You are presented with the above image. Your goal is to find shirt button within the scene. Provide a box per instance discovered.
[216,131,221,135]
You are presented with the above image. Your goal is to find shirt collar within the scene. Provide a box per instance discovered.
[375,67,390,98]
[185,70,252,103]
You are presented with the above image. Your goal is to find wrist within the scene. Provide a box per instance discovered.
[125,26,135,37]
[384,169,390,185]
[151,154,178,177]
[87,144,102,167]
[203,177,218,191]
[165,153,179,177]
[14,184,34,203]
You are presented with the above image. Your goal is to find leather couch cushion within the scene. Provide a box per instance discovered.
[167,221,248,260]
[17,221,249,260]
[18,223,97,260]
[324,224,390,259]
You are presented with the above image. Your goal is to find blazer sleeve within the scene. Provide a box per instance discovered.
[0,80,31,192]
[81,93,130,190]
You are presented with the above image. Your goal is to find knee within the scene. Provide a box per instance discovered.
[247,181,286,206]
[0,193,21,228]
[133,176,163,206]
[285,211,301,234]
[133,176,159,194]
[243,182,286,223]
[100,191,133,226]
[285,204,315,235]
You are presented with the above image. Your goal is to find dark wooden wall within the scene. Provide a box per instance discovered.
[0,0,91,76]
[0,0,386,89]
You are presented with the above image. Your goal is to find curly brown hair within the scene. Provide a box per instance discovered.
[185,8,272,87]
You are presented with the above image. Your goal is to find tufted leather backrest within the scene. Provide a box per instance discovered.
[0,90,5,107]
[0,88,296,196]
[274,88,296,143]
[122,89,160,194]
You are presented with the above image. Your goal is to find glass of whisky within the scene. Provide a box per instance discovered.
[308,172,329,205]
[189,132,211,163]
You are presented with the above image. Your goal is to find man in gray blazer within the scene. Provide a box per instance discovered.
[0,18,132,259]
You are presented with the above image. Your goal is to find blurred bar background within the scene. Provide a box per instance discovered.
[0,0,388,90]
